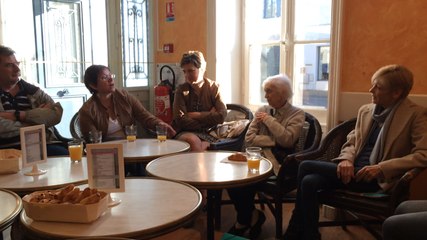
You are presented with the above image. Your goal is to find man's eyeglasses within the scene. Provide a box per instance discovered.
[2,62,20,68]
[99,74,116,81]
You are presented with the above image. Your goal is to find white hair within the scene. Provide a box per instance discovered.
[262,74,293,99]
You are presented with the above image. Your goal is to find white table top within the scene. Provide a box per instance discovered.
[106,139,190,163]
[0,189,22,231]
[20,178,202,239]
[0,157,88,196]
[146,151,274,189]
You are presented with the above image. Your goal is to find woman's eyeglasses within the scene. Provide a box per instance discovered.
[99,74,116,81]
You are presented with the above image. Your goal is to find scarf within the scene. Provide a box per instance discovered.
[369,99,403,165]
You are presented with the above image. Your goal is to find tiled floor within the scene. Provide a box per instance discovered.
[3,199,378,240]
[153,200,378,240]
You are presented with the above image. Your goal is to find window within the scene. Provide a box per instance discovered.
[0,0,150,136]
[245,0,332,110]
[121,0,149,87]
[33,0,90,87]
[317,46,329,81]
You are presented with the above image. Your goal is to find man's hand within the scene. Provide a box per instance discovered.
[0,112,15,120]
[337,160,354,184]
[355,165,383,182]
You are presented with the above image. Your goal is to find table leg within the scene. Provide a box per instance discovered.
[212,190,222,229]
[206,190,215,240]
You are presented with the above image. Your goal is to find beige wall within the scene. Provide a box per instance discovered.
[340,0,427,93]
[155,0,207,63]
[337,0,427,121]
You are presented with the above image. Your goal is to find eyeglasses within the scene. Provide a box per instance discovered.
[99,74,116,81]
[2,62,20,68]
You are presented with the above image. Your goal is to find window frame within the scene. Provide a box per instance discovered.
[242,0,343,130]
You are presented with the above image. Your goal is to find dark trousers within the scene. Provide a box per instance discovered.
[227,184,259,226]
[290,160,380,240]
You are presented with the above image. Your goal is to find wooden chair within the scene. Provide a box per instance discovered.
[293,118,426,239]
[256,112,323,238]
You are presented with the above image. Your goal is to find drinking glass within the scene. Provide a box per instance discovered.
[125,125,137,142]
[68,140,83,162]
[156,125,167,142]
[246,147,262,173]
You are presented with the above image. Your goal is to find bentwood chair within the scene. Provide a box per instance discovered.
[70,112,82,140]
[292,118,426,239]
[256,112,323,238]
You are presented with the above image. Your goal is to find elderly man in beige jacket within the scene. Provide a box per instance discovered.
[284,64,427,240]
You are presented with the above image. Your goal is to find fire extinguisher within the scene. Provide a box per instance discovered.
[155,65,175,124]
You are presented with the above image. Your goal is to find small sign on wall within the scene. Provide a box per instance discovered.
[166,2,175,22]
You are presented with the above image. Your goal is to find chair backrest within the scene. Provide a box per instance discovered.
[70,112,82,140]
[295,112,322,153]
[276,112,322,185]
[208,103,254,151]
[314,118,356,161]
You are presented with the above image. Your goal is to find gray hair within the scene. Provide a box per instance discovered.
[0,45,15,58]
[262,74,293,99]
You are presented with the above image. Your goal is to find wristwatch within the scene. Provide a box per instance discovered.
[14,110,20,121]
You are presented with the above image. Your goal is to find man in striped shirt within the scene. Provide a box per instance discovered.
[0,45,67,156]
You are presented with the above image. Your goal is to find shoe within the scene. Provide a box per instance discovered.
[283,229,300,240]
[228,210,266,239]
[249,209,266,239]
[228,224,251,238]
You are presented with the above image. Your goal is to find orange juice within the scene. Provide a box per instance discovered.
[127,135,136,142]
[157,135,167,142]
[69,145,82,162]
[247,157,260,172]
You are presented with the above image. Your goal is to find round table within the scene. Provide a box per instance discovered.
[146,151,274,240]
[106,139,190,163]
[20,178,202,239]
[146,151,273,189]
[0,189,22,232]
[0,157,88,196]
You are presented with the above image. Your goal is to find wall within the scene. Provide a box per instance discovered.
[338,0,427,121]
[155,0,207,64]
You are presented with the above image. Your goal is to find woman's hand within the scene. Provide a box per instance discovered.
[337,160,354,184]
[159,123,176,138]
[355,165,383,182]
[187,112,202,119]
[255,112,269,123]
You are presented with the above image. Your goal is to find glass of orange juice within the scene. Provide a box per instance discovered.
[125,125,137,142]
[68,140,83,163]
[246,147,262,173]
[156,124,167,142]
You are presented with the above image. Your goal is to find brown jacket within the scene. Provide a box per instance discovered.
[79,89,163,142]
[172,78,227,132]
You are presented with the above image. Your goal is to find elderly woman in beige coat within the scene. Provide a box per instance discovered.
[284,64,427,240]
[245,74,305,165]
[227,74,305,239]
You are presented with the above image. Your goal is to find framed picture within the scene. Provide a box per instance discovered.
[20,124,47,170]
[86,143,125,193]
